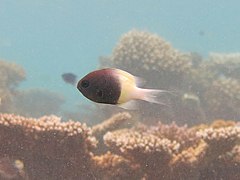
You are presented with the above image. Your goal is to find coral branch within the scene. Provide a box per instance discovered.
[92,112,132,137]
[104,128,180,179]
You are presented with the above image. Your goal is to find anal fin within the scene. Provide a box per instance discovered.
[118,100,138,110]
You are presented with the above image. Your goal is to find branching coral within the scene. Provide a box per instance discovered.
[91,151,142,180]
[170,140,208,179]
[196,126,240,160]
[92,112,134,154]
[102,120,240,179]
[104,128,180,179]
[105,30,192,93]
[110,30,192,75]
[0,112,239,179]
[145,122,199,149]
[92,112,133,137]
[0,113,97,179]
[104,129,180,159]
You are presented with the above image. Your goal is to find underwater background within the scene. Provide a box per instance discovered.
[0,0,240,179]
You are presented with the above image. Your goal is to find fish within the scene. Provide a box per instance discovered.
[61,73,77,85]
[77,68,170,109]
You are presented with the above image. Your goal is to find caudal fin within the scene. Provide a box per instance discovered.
[136,88,174,107]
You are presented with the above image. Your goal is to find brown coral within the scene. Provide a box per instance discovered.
[170,140,208,180]
[0,113,97,179]
[145,122,199,150]
[91,151,142,180]
[196,126,240,160]
[92,112,134,154]
[102,120,240,180]
[104,128,180,179]
[0,112,239,179]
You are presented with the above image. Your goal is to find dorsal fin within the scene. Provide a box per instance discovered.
[114,69,145,87]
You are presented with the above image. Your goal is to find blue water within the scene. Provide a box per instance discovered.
[0,0,239,113]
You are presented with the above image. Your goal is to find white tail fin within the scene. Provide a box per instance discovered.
[136,88,173,107]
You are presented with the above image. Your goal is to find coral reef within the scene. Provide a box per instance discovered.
[203,78,240,120]
[0,113,97,179]
[0,60,25,89]
[103,120,240,180]
[1,30,240,179]
[145,122,198,150]
[92,112,134,154]
[98,30,240,123]
[0,59,66,118]
[91,151,142,180]
[110,30,192,74]
[107,30,192,91]
[92,112,133,137]
[205,52,240,79]
[104,129,180,179]
[0,113,239,179]
[0,60,25,113]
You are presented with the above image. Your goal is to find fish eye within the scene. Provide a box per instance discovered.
[81,80,89,88]
[96,89,103,97]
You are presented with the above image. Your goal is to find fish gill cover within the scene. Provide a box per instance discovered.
[0,30,239,179]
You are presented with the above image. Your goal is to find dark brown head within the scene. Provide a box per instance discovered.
[77,69,121,104]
